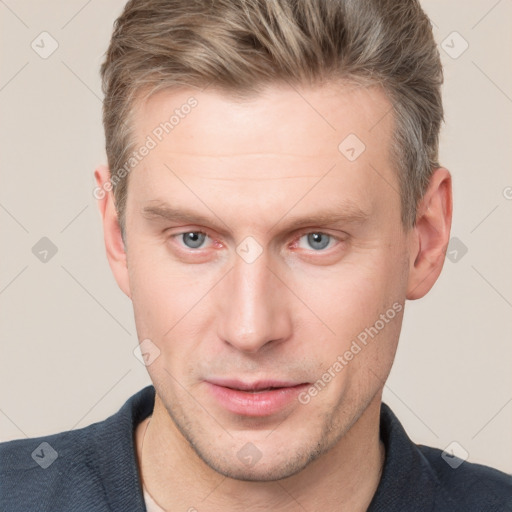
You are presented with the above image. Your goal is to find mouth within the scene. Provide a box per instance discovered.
[241,386,289,393]
[204,378,310,417]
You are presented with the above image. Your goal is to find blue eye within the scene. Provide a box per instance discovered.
[298,232,333,251]
[181,232,207,249]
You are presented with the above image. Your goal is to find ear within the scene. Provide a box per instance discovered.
[406,167,452,300]
[94,165,131,298]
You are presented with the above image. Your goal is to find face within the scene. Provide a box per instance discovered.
[120,83,413,480]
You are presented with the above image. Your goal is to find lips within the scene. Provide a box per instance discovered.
[243,387,284,393]
[205,378,309,417]
[208,378,304,391]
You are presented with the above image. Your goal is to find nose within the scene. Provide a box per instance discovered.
[215,252,293,353]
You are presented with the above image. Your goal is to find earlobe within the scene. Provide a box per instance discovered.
[406,168,452,300]
[94,166,131,299]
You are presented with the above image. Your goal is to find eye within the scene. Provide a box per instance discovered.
[179,232,209,249]
[298,232,334,251]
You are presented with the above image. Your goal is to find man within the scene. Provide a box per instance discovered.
[1,0,511,510]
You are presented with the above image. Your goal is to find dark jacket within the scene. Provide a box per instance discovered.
[1,385,511,511]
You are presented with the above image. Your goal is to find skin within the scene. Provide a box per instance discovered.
[95,82,452,511]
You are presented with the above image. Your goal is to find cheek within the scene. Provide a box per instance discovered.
[288,256,406,412]
[127,241,202,337]
[128,252,207,387]
[301,260,399,317]
[127,239,226,378]
[290,244,407,359]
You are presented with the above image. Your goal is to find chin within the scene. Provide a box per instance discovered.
[189,433,331,483]
[203,452,316,482]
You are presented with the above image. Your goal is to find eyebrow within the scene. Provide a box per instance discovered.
[271,204,370,233]
[141,201,370,233]
[142,203,227,231]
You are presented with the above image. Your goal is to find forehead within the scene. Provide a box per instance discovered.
[127,82,398,228]
[133,81,393,165]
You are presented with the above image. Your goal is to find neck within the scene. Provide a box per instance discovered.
[135,394,385,512]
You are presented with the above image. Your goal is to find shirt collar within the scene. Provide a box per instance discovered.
[367,402,446,511]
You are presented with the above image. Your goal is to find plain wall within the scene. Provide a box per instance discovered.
[1,0,511,473]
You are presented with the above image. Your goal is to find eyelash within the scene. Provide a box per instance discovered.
[169,229,344,254]
[293,232,338,252]
[172,231,217,250]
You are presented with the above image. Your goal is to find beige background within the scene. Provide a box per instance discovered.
[1,0,511,474]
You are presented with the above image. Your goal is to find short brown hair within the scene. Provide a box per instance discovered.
[100,0,443,232]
